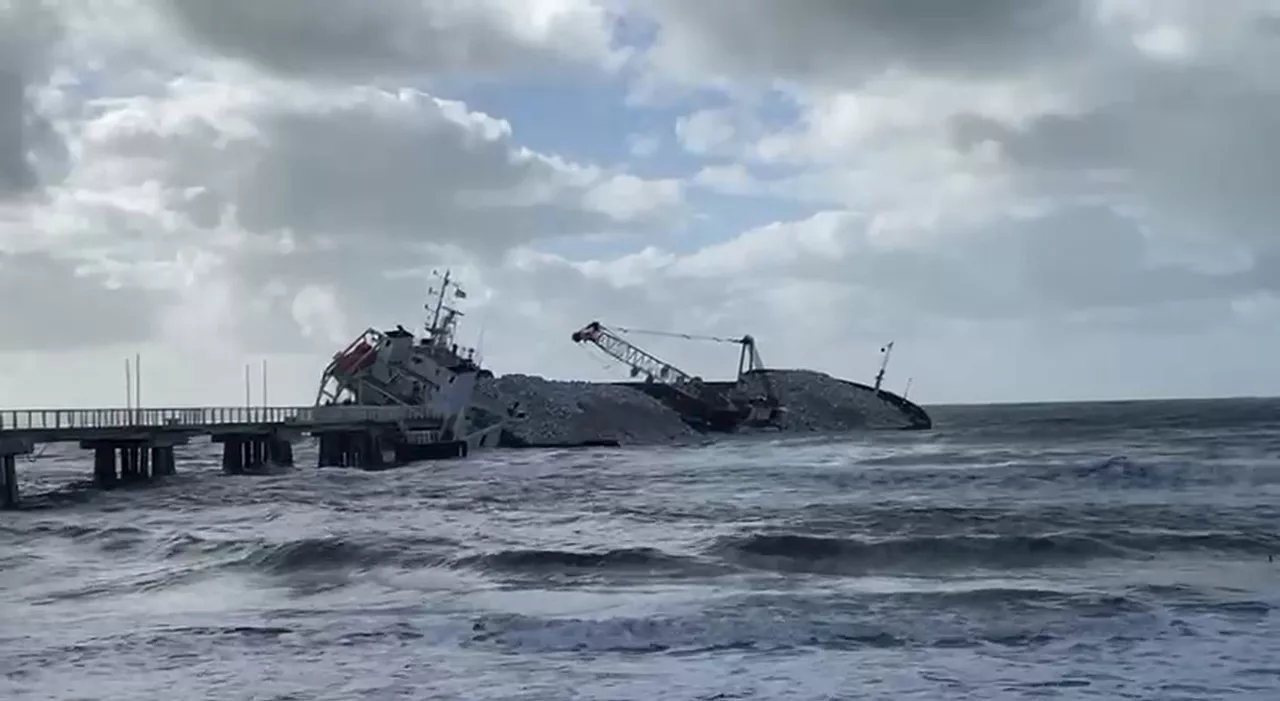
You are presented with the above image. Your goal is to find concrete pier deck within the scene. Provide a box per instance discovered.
[0,404,450,509]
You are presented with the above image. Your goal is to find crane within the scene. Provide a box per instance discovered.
[571,322,732,405]
[570,321,784,428]
[873,341,894,392]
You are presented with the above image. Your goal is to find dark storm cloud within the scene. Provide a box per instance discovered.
[0,0,63,197]
[646,0,1096,85]
[157,0,611,80]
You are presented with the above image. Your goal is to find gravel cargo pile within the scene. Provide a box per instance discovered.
[477,369,926,446]
[738,369,924,432]
[476,374,699,446]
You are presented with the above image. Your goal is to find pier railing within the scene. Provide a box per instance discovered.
[0,404,448,433]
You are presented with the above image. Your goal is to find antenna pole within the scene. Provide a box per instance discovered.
[261,359,268,408]
[125,358,133,410]
[244,363,251,410]
[135,353,141,410]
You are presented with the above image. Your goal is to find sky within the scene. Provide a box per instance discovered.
[3,0,1280,409]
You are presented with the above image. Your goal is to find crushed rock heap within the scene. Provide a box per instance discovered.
[739,369,924,432]
[475,374,700,447]
[477,369,924,447]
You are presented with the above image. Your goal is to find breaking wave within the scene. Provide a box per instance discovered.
[453,547,717,576]
[161,533,459,573]
[713,530,1278,574]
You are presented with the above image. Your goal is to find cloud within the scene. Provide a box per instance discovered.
[616,0,1280,399]
[5,0,1280,407]
[638,0,1099,89]
[2,1,683,366]
[0,250,159,350]
[156,0,625,80]
[0,0,65,198]
[642,1,1280,307]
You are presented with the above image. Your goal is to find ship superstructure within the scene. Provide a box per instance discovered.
[314,270,514,464]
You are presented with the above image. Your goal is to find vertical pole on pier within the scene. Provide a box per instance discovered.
[0,455,18,509]
[262,359,268,409]
[244,364,251,411]
[135,353,142,412]
[125,358,133,410]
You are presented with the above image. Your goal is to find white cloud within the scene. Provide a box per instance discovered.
[674,107,739,155]
[630,0,1280,399]
[4,0,1280,408]
[0,0,687,404]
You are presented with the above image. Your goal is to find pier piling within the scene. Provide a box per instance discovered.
[316,430,386,468]
[93,447,117,488]
[215,433,296,474]
[1,454,18,509]
[151,445,176,477]
[81,439,183,488]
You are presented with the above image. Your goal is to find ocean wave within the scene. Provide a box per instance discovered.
[160,533,458,574]
[452,546,720,577]
[712,530,1277,574]
[463,601,1124,655]
[798,454,1280,494]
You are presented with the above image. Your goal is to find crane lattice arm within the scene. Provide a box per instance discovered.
[571,321,699,386]
[610,326,765,378]
[574,321,786,428]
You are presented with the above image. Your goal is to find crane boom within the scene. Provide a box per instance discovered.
[608,324,781,414]
[571,321,735,408]
[574,322,693,385]
[573,321,785,428]
[613,326,765,380]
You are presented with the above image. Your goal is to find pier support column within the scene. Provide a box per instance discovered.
[316,431,384,469]
[222,438,245,475]
[317,433,340,467]
[81,437,188,487]
[119,447,136,483]
[94,447,118,488]
[213,432,293,475]
[362,433,384,468]
[268,437,294,466]
[127,446,142,481]
[150,446,176,477]
[1,455,18,510]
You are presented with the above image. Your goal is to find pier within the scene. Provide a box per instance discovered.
[0,404,452,509]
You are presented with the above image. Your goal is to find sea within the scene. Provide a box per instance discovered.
[2,397,1278,700]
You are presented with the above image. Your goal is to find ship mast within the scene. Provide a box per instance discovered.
[424,269,469,351]
[426,269,450,338]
